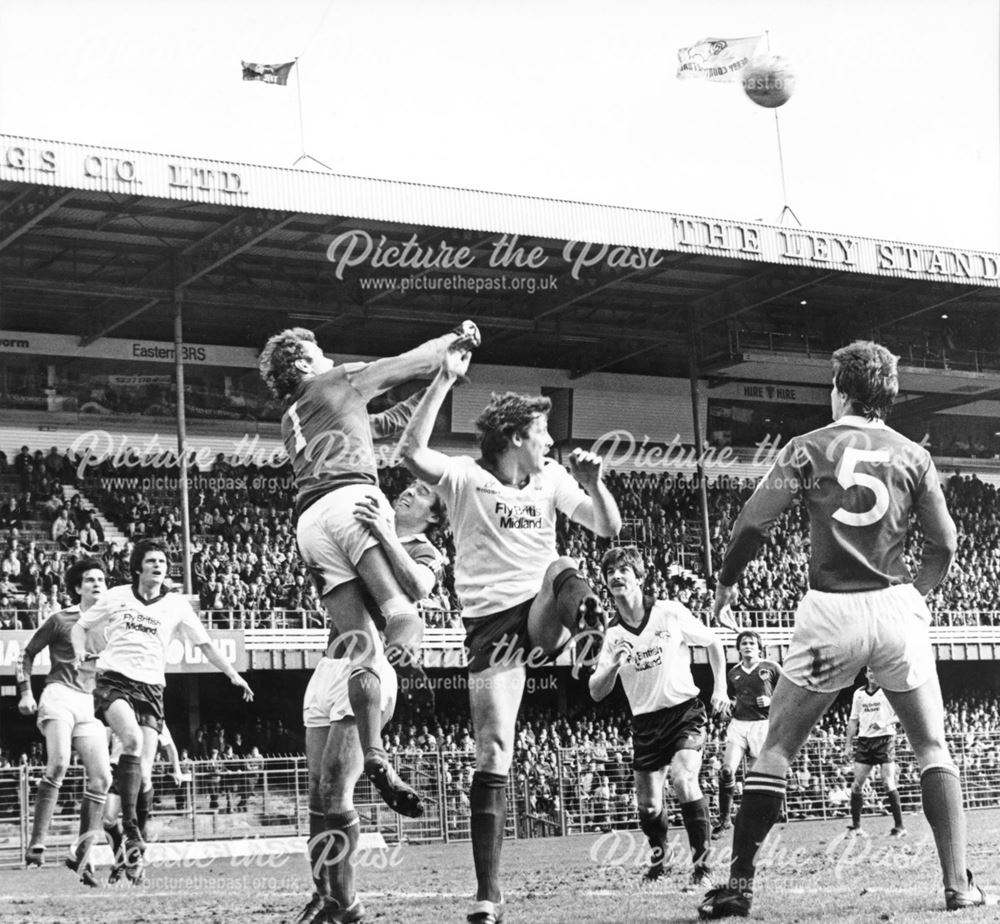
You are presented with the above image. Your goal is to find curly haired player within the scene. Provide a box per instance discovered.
[259,321,479,820]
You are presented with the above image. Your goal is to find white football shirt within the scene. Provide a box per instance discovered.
[597,598,718,715]
[436,456,588,620]
[77,584,211,686]
[850,685,898,738]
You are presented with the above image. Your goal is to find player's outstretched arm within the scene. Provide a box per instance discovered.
[350,320,480,402]
[567,449,622,539]
[398,346,472,485]
[368,388,428,441]
[197,642,254,701]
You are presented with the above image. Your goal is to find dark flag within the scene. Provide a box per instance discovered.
[241,60,296,85]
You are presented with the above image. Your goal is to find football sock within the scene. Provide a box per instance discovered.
[77,790,108,861]
[729,772,786,894]
[552,567,592,631]
[307,810,331,898]
[850,789,863,828]
[887,789,904,829]
[116,754,143,838]
[28,776,61,850]
[470,771,507,903]
[638,806,670,870]
[325,811,360,910]
[920,764,967,893]
[381,597,423,669]
[718,771,735,824]
[681,797,711,873]
[137,785,154,840]
[348,668,385,759]
[104,819,123,859]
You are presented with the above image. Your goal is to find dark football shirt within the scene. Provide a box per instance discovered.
[727,659,781,721]
[719,415,956,594]
[281,365,422,518]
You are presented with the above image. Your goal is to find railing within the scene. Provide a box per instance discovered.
[4,731,1000,868]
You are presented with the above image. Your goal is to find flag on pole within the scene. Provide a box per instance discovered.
[241,61,296,85]
[676,36,763,82]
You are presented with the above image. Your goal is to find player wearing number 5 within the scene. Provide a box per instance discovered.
[700,341,995,918]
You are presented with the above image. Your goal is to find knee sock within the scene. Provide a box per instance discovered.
[28,776,61,850]
[850,789,863,828]
[137,785,154,840]
[470,771,507,903]
[115,754,143,839]
[104,819,123,859]
[325,810,360,910]
[552,567,592,631]
[681,797,711,873]
[307,810,332,898]
[638,806,670,871]
[921,765,967,893]
[382,597,423,670]
[348,668,384,759]
[718,772,736,824]
[77,790,108,861]
[886,789,903,828]
[729,772,787,895]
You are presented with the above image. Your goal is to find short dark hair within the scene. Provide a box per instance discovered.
[831,341,899,420]
[475,392,552,464]
[258,327,318,401]
[736,630,765,655]
[66,558,106,605]
[600,545,646,581]
[130,539,170,577]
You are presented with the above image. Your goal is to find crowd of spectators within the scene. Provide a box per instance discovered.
[4,443,1000,631]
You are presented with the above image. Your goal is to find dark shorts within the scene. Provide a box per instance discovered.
[464,597,566,674]
[854,735,896,766]
[632,698,708,772]
[93,670,165,733]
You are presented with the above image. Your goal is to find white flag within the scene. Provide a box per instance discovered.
[676,36,763,82]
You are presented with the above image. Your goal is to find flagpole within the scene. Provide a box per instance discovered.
[765,30,800,226]
[292,56,332,170]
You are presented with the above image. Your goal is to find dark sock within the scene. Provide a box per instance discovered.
[921,765,967,893]
[850,789,863,827]
[77,790,107,861]
[137,785,154,840]
[325,811,360,910]
[116,754,143,838]
[552,567,592,630]
[638,807,670,870]
[729,772,786,894]
[470,771,507,903]
[718,776,735,824]
[887,789,903,828]
[307,810,331,898]
[348,669,384,759]
[681,797,711,873]
[29,776,61,849]
[104,820,123,858]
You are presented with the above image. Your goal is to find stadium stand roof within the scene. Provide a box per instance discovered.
[2,134,1000,423]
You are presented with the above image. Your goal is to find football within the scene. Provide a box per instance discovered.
[743,54,795,108]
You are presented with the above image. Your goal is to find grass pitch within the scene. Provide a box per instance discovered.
[2,808,999,923]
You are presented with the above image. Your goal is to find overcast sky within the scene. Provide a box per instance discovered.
[1,0,997,248]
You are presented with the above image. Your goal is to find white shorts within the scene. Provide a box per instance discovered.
[296,485,393,596]
[36,683,105,739]
[783,583,934,694]
[725,718,769,760]
[302,655,397,728]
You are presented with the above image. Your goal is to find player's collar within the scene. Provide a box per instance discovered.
[738,659,761,673]
[827,414,888,429]
[131,582,169,605]
[397,532,428,544]
[615,595,654,636]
